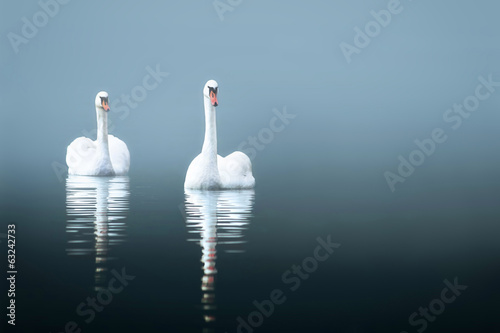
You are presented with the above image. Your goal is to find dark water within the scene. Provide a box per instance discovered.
[2,160,500,333]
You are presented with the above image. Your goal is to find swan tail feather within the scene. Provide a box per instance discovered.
[219,151,255,189]
[108,135,130,175]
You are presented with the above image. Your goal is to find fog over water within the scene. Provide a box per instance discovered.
[1,1,500,332]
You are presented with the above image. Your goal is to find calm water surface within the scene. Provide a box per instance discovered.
[3,165,499,333]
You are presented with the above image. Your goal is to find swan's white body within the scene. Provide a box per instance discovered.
[185,80,255,190]
[66,92,130,176]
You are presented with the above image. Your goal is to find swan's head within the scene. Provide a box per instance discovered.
[203,80,218,107]
[95,91,110,112]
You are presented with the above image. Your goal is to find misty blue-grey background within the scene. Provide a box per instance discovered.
[1,1,500,193]
[1,1,500,332]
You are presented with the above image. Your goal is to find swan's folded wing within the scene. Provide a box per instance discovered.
[108,135,130,175]
[66,137,96,173]
[219,151,255,189]
[221,151,253,173]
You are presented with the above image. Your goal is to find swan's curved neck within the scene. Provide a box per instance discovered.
[96,108,111,159]
[202,97,217,159]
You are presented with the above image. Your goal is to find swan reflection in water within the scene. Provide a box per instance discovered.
[66,175,129,291]
[184,189,255,330]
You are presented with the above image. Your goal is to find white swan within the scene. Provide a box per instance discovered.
[66,91,130,176]
[184,80,255,190]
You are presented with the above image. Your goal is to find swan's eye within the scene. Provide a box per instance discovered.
[208,86,218,96]
[208,86,218,107]
[99,96,110,110]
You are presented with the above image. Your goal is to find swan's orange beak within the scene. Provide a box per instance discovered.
[210,91,218,107]
[102,99,110,111]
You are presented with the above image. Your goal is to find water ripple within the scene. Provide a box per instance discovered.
[66,175,130,290]
[184,189,255,330]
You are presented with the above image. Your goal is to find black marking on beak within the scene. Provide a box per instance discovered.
[100,96,110,111]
